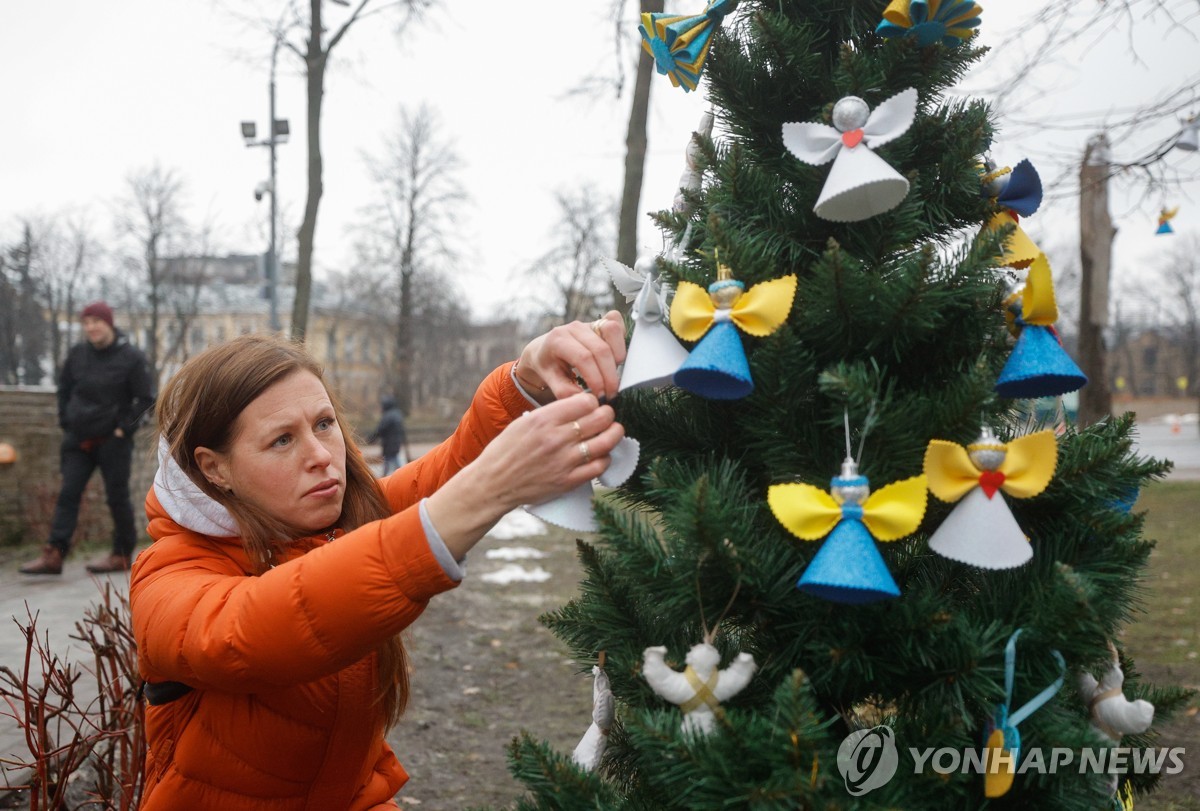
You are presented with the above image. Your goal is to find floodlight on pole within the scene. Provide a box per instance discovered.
[1176,114,1199,152]
[239,33,289,333]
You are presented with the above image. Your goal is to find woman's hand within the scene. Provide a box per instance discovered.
[425,392,624,559]
[514,311,627,404]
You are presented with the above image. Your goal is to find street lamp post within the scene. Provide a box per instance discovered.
[241,34,289,333]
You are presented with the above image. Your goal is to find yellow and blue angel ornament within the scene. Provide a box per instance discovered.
[982,159,1043,270]
[639,0,738,93]
[982,629,1066,797]
[924,427,1057,569]
[768,457,927,604]
[995,253,1087,399]
[669,259,796,399]
[876,0,983,47]
[1156,206,1179,235]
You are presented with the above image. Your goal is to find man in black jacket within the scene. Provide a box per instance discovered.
[20,301,155,575]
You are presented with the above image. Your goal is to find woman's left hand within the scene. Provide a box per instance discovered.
[514,311,627,404]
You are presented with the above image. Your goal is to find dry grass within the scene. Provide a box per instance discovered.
[1129,482,1200,810]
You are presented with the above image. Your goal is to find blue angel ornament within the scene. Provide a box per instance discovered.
[768,457,928,604]
[669,259,796,400]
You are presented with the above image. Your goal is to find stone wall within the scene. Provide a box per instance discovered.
[0,387,157,550]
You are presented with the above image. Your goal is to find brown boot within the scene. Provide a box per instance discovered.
[85,553,132,574]
[19,545,65,575]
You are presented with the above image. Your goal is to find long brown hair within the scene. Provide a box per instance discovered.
[156,334,411,726]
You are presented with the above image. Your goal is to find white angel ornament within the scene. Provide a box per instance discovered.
[572,656,615,771]
[525,436,640,533]
[782,88,918,222]
[642,642,757,736]
[603,254,690,391]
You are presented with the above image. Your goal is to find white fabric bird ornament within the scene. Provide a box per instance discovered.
[1078,648,1154,743]
[782,88,918,222]
[603,255,690,391]
[1078,644,1154,796]
[572,658,615,771]
[642,642,757,736]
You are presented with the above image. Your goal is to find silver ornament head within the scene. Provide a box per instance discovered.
[634,253,659,282]
[832,96,871,133]
[830,457,870,505]
[967,426,1007,471]
[980,161,1012,198]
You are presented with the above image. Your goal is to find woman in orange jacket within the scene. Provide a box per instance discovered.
[130,314,626,810]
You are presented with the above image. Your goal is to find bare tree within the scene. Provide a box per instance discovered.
[571,0,664,312]
[356,103,465,413]
[323,262,472,416]
[113,164,206,384]
[1156,233,1200,397]
[0,249,14,382]
[259,0,433,344]
[616,0,664,282]
[35,213,102,370]
[0,224,46,385]
[527,186,616,324]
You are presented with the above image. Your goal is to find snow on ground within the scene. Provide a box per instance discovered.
[486,510,548,541]
[485,546,547,561]
[480,564,552,585]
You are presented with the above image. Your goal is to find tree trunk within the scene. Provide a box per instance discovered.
[614,0,662,313]
[398,257,413,414]
[292,1,327,344]
[146,238,161,383]
[1078,135,1116,426]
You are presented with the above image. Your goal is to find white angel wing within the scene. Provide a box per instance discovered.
[602,257,645,302]
[863,87,917,149]
[781,122,842,165]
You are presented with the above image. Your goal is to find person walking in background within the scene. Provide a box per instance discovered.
[19,301,155,575]
[368,395,410,475]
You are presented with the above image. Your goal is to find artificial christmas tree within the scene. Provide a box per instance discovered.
[503,1,1189,808]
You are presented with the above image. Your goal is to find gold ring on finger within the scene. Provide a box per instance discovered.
[578,441,591,463]
[571,420,583,441]
[590,319,605,337]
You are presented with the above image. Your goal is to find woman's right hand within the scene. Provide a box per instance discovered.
[425,392,623,559]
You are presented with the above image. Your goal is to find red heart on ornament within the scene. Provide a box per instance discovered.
[978,470,1006,499]
[841,128,864,148]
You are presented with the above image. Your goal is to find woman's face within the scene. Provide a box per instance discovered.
[197,370,347,536]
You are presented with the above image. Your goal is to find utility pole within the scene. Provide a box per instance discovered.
[241,32,289,333]
[1078,134,1116,426]
[267,36,281,333]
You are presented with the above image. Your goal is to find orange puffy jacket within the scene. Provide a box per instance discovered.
[131,364,530,811]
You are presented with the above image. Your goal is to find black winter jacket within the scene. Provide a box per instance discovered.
[58,331,155,440]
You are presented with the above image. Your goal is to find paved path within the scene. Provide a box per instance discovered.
[1131,418,1200,481]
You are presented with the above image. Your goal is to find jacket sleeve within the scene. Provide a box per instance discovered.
[121,347,155,435]
[132,499,460,692]
[56,349,76,430]
[378,362,528,512]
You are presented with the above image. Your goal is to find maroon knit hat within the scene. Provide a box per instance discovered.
[80,301,114,328]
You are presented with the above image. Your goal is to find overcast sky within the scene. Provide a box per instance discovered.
[3,1,1198,321]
